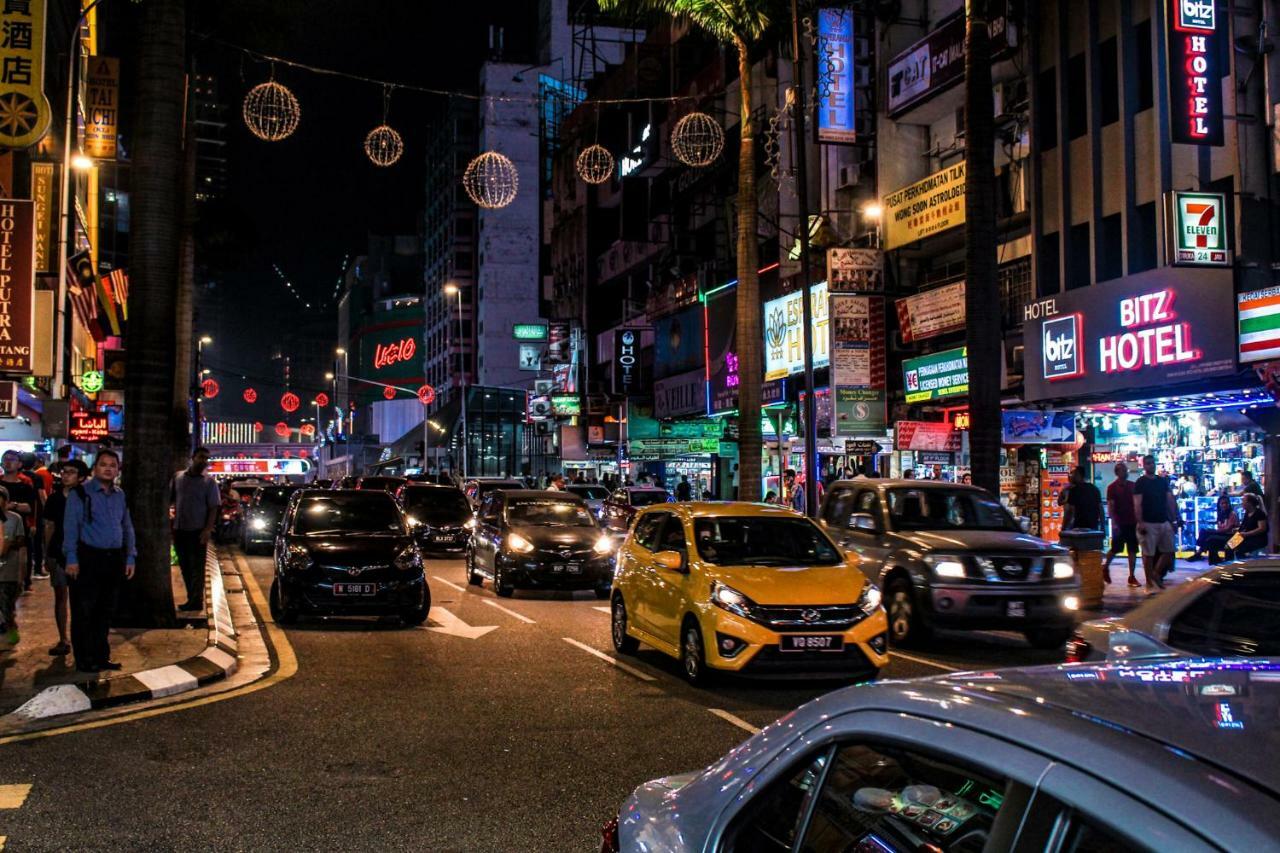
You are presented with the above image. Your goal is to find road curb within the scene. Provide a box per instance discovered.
[7,550,240,722]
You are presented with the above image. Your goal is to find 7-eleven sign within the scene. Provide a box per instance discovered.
[1171,190,1230,266]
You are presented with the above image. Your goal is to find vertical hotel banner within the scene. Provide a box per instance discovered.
[0,0,51,148]
[883,163,966,250]
[84,57,119,160]
[30,161,53,272]
[1167,0,1224,146]
[816,8,857,144]
[0,199,34,371]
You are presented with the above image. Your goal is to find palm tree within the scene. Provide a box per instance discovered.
[600,0,778,501]
[963,0,1001,495]
[122,0,186,627]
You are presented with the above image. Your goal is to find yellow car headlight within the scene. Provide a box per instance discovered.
[506,532,535,553]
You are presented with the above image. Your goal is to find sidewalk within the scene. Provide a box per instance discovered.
[1089,557,1198,617]
[0,561,209,716]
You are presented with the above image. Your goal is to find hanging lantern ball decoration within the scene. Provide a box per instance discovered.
[671,111,725,168]
[417,384,435,406]
[300,423,316,438]
[383,386,397,400]
[243,387,258,404]
[462,151,519,209]
[280,391,300,413]
[315,392,330,407]
[201,378,220,399]
[576,144,615,185]
[364,124,404,167]
[253,421,264,433]
[242,81,301,141]
[299,449,309,459]
[274,421,291,438]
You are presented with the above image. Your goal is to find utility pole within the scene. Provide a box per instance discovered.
[790,0,819,516]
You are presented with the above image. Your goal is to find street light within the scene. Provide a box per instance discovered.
[335,347,346,355]
[325,371,335,381]
[200,335,213,344]
[444,282,466,478]
[861,202,883,248]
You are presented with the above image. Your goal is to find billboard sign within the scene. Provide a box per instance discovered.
[883,163,966,250]
[895,420,960,452]
[1002,409,1077,444]
[1168,0,1224,146]
[816,8,857,144]
[653,369,705,418]
[764,281,830,380]
[612,328,645,395]
[826,247,883,292]
[706,284,738,413]
[896,281,965,343]
[903,347,968,404]
[654,305,704,380]
[0,199,35,372]
[1169,190,1230,266]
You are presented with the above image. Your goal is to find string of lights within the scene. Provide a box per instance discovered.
[272,263,316,309]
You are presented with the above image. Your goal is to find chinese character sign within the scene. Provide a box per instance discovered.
[84,56,119,159]
[0,0,51,148]
[0,199,34,372]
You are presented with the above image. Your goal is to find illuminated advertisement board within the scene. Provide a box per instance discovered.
[1167,0,1224,146]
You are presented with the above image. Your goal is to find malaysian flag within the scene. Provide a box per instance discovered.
[105,268,129,320]
[66,250,106,342]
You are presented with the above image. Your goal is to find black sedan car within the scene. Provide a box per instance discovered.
[241,484,298,554]
[398,483,473,554]
[269,489,430,626]
[468,490,615,599]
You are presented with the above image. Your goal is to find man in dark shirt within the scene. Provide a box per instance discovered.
[42,460,88,657]
[1239,470,1265,508]
[1061,466,1102,531]
[1133,455,1179,590]
[1104,462,1139,587]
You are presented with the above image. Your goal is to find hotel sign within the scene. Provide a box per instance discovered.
[30,162,53,272]
[1168,0,1224,146]
[883,163,965,250]
[1022,267,1236,402]
[0,0,51,148]
[816,8,857,144]
[0,199,34,373]
[1169,190,1230,266]
[84,56,119,159]
[764,281,830,380]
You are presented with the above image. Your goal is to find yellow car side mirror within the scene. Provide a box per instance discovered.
[654,550,686,572]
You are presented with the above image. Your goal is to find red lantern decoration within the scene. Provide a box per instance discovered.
[280,391,300,413]
[383,386,396,400]
[201,378,219,399]
[253,421,264,433]
[299,449,309,458]
[274,421,290,437]
[417,384,436,406]
[243,387,258,404]
[315,392,330,407]
[300,423,316,437]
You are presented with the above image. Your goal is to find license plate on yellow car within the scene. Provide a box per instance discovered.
[779,635,844,652]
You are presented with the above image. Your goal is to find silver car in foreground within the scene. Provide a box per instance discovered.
[1067,559,1280,662]
[604,658,1280,851]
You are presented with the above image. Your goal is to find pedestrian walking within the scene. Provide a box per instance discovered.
[63,450,136,674]
[1061,466,1102,531]
[1104,462,1140,586]
[0,486,26,645]
[1133,454,1179,591]
[784,469,805,513]
[42,459,88,656]
[0,450,40,591]
[169,447,220,612]
[676,475,692,502]
[547,474,566,491]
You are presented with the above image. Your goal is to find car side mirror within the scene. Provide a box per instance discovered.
[654,550,687,572]
[848,513,878,532]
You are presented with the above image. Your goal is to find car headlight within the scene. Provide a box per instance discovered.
[394,546,422,571]
[250,517,268,531]
[925,554,967,579]
[593,535,615,555]
[710,580,754,619]
[464,517,476,530]
[1053,560,1075,579]
[507,532,535,553]
[858,583,883,614]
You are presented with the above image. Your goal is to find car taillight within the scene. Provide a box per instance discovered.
[599,817,620,853]
[1064,635,1090,663]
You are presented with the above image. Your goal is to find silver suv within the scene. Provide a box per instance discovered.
[820,479,1079,648]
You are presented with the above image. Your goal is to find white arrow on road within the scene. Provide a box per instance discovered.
[426,607,498,639]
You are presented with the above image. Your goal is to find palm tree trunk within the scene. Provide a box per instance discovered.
[734,36,762,502]
[122,0,185,627]
[964,0,1001,495]
[173,94,197,473]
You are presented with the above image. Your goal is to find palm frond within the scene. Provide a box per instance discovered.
[599,0,779,44]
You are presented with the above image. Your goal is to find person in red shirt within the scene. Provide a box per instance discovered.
[1104,462,1139,586]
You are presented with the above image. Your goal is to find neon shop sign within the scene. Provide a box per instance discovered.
[373,336,417,370]
[1168,0,1223,146]
[1099,289,1201,373]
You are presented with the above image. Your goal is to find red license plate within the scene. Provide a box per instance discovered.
[333,583,376,596]
[779,635,844,652]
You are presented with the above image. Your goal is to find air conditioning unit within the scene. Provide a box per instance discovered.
[836,164,860,190]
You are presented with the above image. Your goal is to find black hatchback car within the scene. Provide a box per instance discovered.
[269,489,430,626]
[468,490,615,598]
[398,483,473,554]
[241,485,298,554]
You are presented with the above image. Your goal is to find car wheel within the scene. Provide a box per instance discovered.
[886,578,930,648]
[466,548,483,586]
[1025,626,1073,650]
[680,619,712,687]
[611,595,639,655]
[402,586,431,627]
[493,562,514,598]
[269,578,298,625]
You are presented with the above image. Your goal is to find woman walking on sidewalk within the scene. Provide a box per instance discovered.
[41,459,88,657]
[62,451,136,674]
[0,487,26,645]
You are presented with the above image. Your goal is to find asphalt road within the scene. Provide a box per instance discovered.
[0,552,1066,851]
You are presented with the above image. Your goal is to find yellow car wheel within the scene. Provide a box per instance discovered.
[611,596,639,655]
[680,619,712,687]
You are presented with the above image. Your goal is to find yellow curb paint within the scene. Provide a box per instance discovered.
[0,551,297,746]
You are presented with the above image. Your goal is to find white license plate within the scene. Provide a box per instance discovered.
[780,635,844,652]
[552,563,582,574]
[1006,600,1027,618]
[333,583,376,596]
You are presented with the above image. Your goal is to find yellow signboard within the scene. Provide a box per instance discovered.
[883,162,966,250]
[84,56,118,159]
[0,0,51,148]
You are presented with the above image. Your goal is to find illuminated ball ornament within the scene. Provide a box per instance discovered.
[315,392,330,407]
[671,111,724,167]
[253,421,264,433]
[242,81,301,141]
[300,423,316,438]
[417,384,435,406]
[201,378,220,399]
[280,391,300,413]
[274,421,291,438]
[364,124,404,167]
[462,151,519,209]
[243,387,258,404]
[383,386,396,401]
[80,370,104,394]
[576,144,615,185]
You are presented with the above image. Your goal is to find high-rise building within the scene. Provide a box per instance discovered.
[191,73,229,203]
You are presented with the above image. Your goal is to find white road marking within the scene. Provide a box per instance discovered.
[432,576,467,593]
[890,651,962,672]
[561,637,656,682]
[707,708,761,735]
[426,607,498,639]
[0,784,31,809]
[482,598,536,624]
[591,606,611,614]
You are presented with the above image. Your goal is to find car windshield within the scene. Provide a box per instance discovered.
[359,477,404,492]
[507,499,595,527]
[693,517,843,566]
[886,488,1018,532]
[567,485,609,500]
[629,490,668,507]
[293,494,405,535]
[403,489,472,522]
[256,487,296,507]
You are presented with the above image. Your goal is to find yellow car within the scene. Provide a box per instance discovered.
[609,501,889,685]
